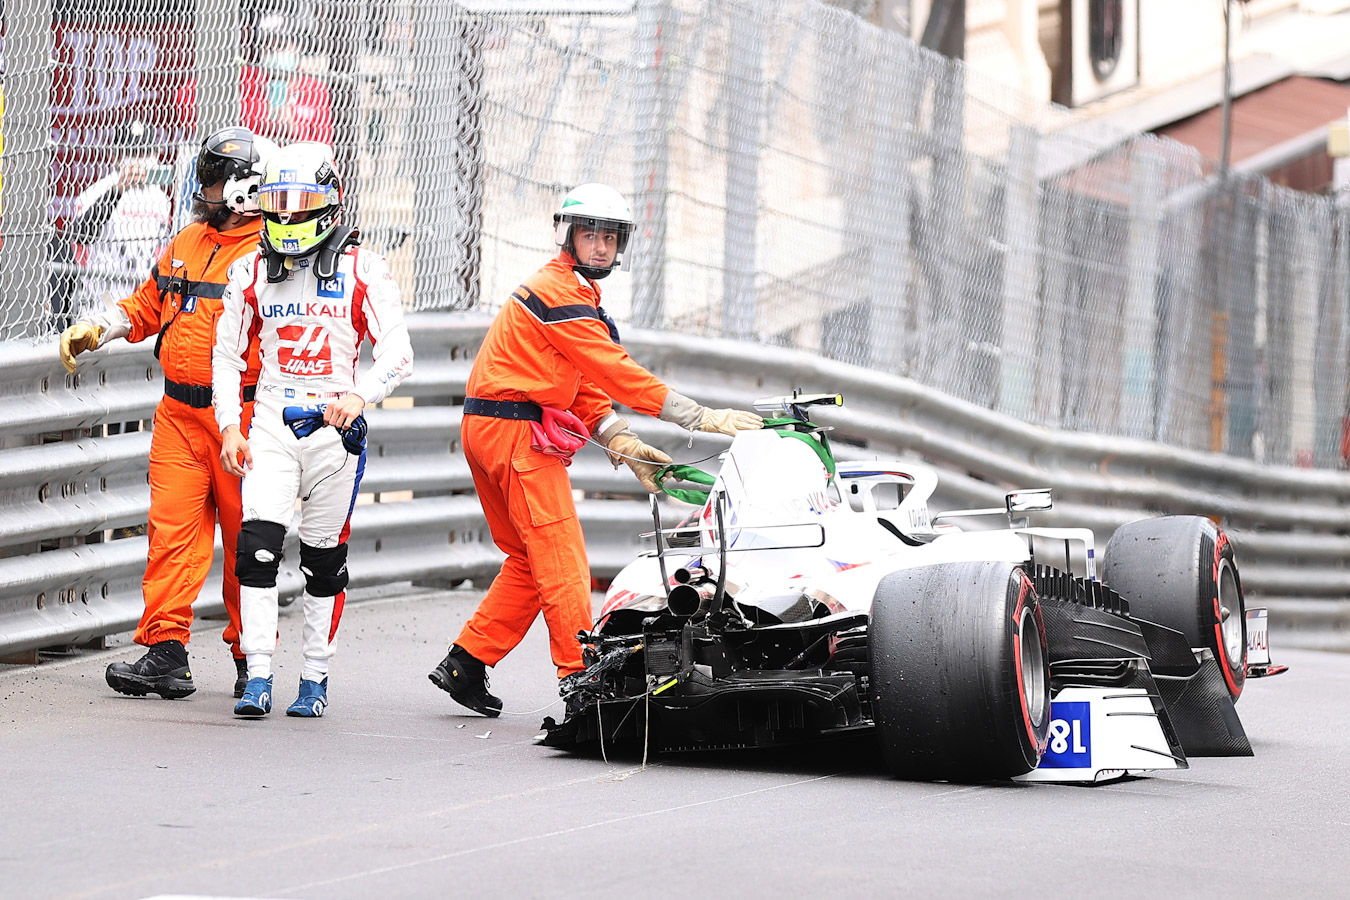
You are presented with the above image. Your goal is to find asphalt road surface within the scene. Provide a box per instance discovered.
[2,587,1347,899]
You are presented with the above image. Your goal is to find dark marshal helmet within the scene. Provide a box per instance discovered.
[195,126,278,215]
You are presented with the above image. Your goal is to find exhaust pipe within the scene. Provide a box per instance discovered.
[673,565,707,584]
[667,581,717,617]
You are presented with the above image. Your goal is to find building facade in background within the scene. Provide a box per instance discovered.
[890,0,1350,189]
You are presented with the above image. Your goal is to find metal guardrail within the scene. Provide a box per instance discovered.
[0,313,1346,658]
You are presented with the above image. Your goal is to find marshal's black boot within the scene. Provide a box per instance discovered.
[428,645,502,717]
[105,640,195,700]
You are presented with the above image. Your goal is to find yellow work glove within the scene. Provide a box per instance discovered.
[695,407,764,436]
[605,430,673,494]
[59,322,104,374]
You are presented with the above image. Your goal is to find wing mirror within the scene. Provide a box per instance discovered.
[1006,488,1052,513]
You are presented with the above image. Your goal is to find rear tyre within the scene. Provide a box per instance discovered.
[869,561,1049,780]
[1103,516,1246,699]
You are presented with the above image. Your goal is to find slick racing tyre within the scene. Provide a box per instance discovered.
[869,561,1050,781]
[1103,516,1246,700]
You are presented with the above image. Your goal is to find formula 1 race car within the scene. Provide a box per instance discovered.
[541,393,1285,782]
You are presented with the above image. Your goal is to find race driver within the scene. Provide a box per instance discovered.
[214,141,413,719]
[60,126,276,701]
[428,182,762,718]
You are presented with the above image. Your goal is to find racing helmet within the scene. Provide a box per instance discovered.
[553,182,633,280]
[258,142,344,257]
[195,127,278,216]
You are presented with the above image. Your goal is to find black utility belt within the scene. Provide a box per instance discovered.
[164,378,257,409]
[463,397,542,422]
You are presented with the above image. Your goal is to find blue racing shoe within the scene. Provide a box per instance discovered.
[286,678,328,718]
[234,676,273,717]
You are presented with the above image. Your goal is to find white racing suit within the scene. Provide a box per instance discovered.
[213,245,413,684]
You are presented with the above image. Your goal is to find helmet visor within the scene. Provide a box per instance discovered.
[197,153,244,188]
[559,214,631,234]
[258,182,338,214]
[560,215,632,256]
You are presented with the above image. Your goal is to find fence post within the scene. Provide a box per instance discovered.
[631,0,670,329]
[863,32,916,373]
[1329,199,1350,468]
[325,0,365,224]
[1260,183,1293,464]
[413,4,481,311]
[721,4,762,339]
[1223,180,1260,459]
[1314,198,1348,467]
[916,58,968,394]
[997,125,1039,420]
[0,0,54,340]
[1122,140,1163,439]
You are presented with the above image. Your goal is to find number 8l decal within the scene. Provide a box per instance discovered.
[1038,701,1092,768]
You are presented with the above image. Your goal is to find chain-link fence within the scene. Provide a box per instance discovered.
[1,0,1346,467]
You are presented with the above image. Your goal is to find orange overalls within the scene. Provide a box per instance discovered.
[456,251,669,676]
[119,219,262,656]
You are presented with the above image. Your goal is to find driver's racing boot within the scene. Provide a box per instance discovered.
[234,676,274,717]
[429,645,502,718]
[105,640,195,699]
[286,678,328,718]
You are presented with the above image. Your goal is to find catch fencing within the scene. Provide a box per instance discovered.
[0,316,1345,660]
[0,0,1347,468]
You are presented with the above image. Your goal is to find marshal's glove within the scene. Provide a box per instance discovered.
[58,322,104,374]
[604,430,672,494]
[660,390,763,437]
[695,407,763,435]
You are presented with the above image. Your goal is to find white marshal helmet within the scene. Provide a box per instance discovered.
[553,182,634,279]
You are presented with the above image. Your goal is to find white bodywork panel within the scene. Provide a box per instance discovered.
[1246,608,1271,666]
[1016,686,1184,783]
[604,428,1088,620]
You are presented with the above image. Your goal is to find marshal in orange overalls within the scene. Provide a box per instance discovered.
[456,250,670,676]
[119,219,262,657]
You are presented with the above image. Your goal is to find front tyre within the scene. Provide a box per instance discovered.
[1103,516,1246,699]
[869,562,1050,780]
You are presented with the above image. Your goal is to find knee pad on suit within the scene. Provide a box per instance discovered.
[300,542,349,597]
[236,520,286,588]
